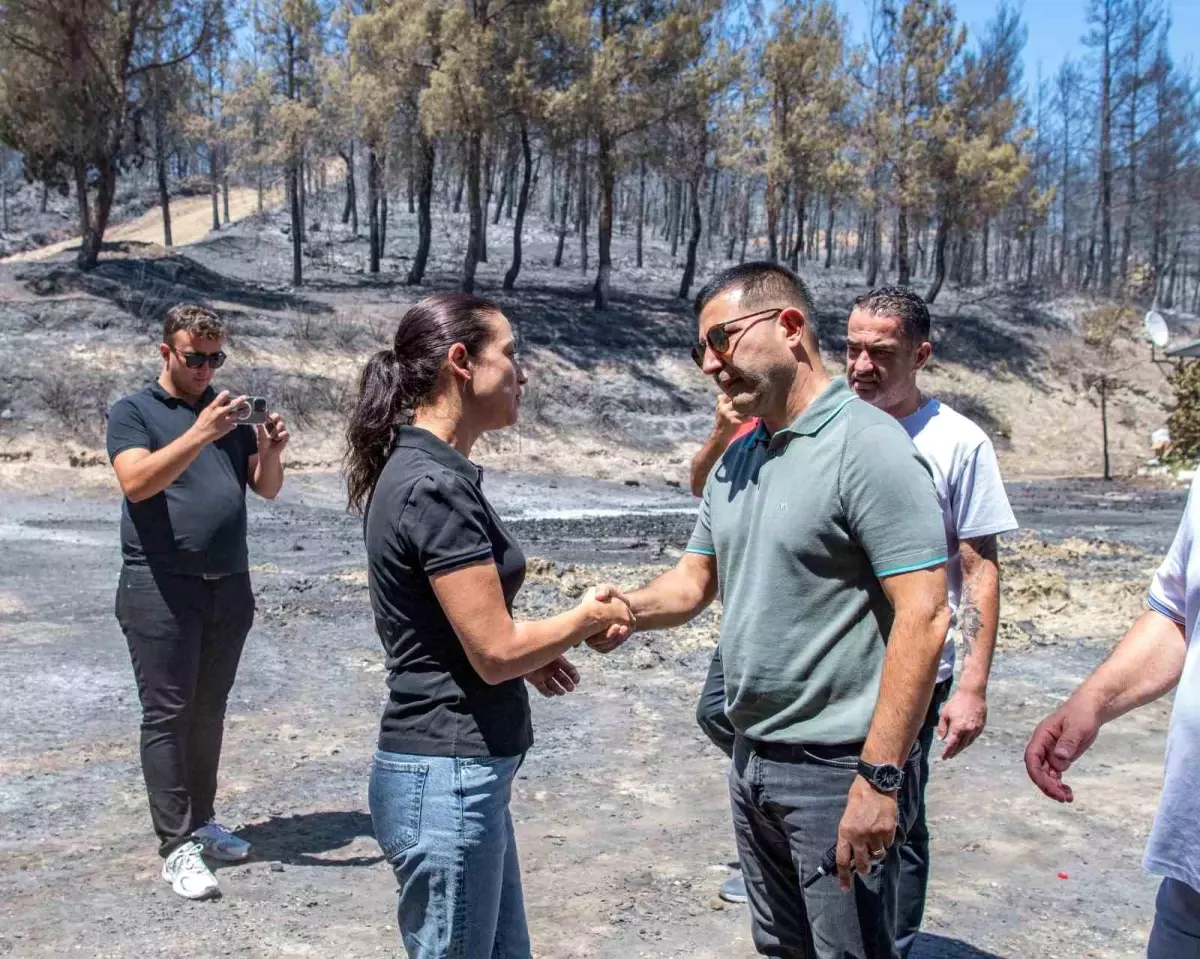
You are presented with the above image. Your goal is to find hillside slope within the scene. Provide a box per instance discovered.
[0,200,1187,488]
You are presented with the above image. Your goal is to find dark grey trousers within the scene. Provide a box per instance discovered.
[1149,877,1200,958]
[696,645,735,758]
[729,737,921,959]
[895,678,953,957]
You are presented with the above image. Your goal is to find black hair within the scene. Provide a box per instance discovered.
[851,286,931,343]
[345,292,498,514]
[693,261,816,323]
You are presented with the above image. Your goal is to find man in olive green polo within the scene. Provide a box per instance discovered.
[594,262,949,958]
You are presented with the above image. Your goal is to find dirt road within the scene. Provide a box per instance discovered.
[0,472,1183,958]
[2,186,280,264]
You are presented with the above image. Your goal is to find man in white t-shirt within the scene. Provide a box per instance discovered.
[1026,476,1200,956]
[846,287,1019,956]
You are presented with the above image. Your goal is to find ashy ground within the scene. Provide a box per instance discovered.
[0,471,1185,959]
[0,190,1193,958]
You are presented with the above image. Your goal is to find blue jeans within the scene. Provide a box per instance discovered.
[369,750,531,959]
[1148,877,1200,958]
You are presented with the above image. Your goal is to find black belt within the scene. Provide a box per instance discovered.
[733,736,921,771]
[734,737,864,765]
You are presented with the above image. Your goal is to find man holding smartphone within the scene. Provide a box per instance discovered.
[106,303,288,900]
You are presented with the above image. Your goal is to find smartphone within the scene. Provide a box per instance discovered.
[234,396,269,425]
[803,842,886,889]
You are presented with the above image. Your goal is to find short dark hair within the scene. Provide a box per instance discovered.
[163,303,225,343]
[693,261,816,323]
[851,287,931,343]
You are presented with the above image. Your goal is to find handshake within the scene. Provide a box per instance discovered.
[524,583,637,698]
[580,582,638,653]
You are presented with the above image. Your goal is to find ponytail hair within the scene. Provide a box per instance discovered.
[345,292,497,514]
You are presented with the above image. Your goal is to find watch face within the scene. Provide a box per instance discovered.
[876,764,904,792]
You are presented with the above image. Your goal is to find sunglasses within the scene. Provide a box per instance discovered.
[170,346,226,370]
[691,309,782,369]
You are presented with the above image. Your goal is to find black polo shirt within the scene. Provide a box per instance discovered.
[365,426,531,758]
[106,383,257,576]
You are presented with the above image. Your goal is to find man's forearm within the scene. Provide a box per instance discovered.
[625,559,716,631]
[1071,609,1186,724]
[117,429,208,502]
[957,540,1000,694]
[253,454,285,499]
[861,603,950,766]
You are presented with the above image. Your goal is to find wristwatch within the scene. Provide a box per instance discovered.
[857,759,904,794]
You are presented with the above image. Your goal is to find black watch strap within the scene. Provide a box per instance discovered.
[857,759,904,794]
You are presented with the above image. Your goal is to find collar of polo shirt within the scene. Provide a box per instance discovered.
[393,424,484,484]
[760,378,858,449]
[149,381,216,410]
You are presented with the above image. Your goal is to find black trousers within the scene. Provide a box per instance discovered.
[115,564,254,856]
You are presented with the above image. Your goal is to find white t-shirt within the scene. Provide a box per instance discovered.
[899,398,1019,683]
[1145,473,1200,891]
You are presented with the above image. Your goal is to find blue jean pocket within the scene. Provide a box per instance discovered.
[369,754,429,861]
[799,748,859,770]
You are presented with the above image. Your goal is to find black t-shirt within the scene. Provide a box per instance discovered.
[364,426,531,758]
[106,383,257,576]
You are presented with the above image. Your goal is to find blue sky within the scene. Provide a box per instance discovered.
[839,0,1199,91]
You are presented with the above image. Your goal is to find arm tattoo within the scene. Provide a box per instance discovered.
[958,593,982,659]
[958,535,998,659]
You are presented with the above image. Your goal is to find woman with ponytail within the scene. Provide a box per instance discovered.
[346,293,634,957]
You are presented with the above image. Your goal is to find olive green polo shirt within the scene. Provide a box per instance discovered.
[687,377,947,745]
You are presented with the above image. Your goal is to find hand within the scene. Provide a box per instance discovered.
[1024,697,1102,803]
[257,412,290,459]
[836,776,898,892]
[192,391,248,444]
[937,687,987,760]
[713,394,750,437]
[582,583,635,653]
[526,655,580,697]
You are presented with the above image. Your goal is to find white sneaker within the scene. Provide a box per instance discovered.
[162,841,220,900]
[192,819,252,862]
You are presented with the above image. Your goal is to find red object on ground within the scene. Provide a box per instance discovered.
[1057,872,1069,880]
